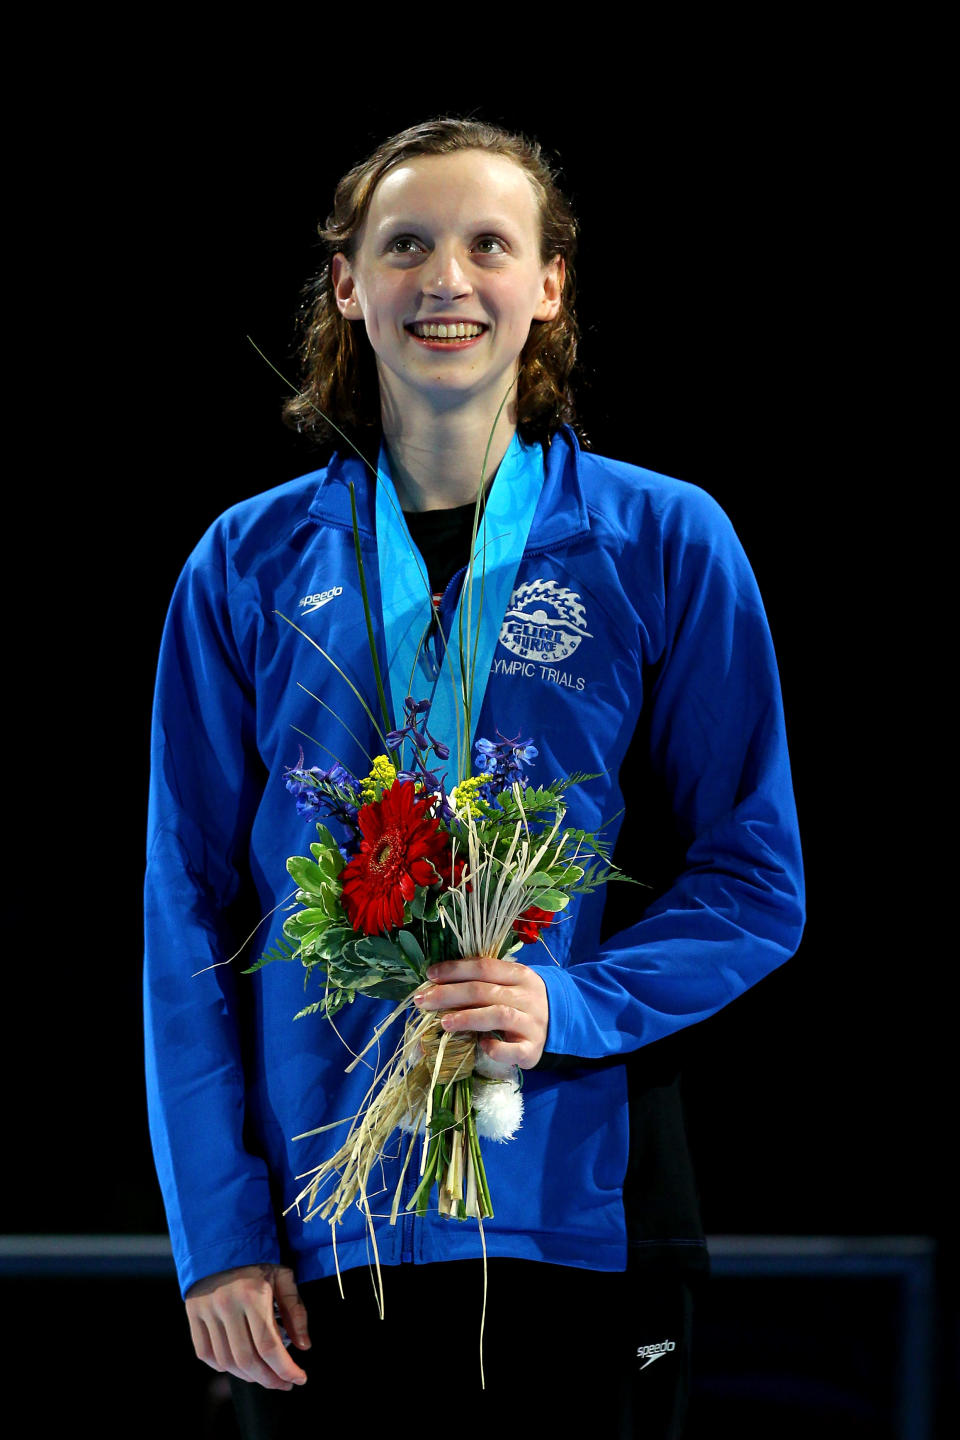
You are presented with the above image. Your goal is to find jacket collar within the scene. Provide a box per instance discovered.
[306,425,590,549]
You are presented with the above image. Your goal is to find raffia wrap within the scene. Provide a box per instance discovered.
[420,1027,476,1083]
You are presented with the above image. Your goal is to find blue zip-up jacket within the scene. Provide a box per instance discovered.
[144,426,804,1298]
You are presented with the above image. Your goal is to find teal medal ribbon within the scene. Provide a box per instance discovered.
[376,431,545,785]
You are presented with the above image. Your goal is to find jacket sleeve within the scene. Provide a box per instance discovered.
[531,485,805,1059]
[144,523,279,1298]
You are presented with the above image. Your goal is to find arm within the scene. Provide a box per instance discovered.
[144,524,281,1300]
[530,488,805,1058]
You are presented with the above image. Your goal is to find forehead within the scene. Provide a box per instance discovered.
[365,150,541,236]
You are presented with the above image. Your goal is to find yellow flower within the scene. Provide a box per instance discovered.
[449,773,493,813]
[360,755,398,805]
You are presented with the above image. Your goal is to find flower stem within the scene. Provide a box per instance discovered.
[466,1106,494,1219]
[410,1136,439,1216]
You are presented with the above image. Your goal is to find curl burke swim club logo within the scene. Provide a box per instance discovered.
[498,579,593,663]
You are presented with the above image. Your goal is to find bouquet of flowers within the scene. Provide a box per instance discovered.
[267,707,619,1239]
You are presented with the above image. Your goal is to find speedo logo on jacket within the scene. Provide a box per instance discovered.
[298,586,343,614]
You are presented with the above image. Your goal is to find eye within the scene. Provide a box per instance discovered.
[473,236,507,255]
[387,234,426,255]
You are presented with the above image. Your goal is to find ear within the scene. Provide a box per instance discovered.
[332,253,364,319]
[534,256,564,322]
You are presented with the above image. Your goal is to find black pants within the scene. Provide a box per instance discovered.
[229,1259,694,1439]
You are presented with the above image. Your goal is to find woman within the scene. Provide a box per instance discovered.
[145,118,804,1438]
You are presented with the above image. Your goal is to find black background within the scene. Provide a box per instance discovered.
[4,41,950,1431]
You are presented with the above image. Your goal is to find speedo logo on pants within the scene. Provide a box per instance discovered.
[636,1338,676,1369]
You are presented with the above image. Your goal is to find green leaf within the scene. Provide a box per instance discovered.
[333,938,365,967]
[313,925,356,961]
[396,928,426,970]
[293,926,328,955]
[354,935,406,963]
[242,932,297,974]
[524,888,570,912]
[546,864,583,885]
[286,855,327,896]
[361,976,417,1002]
[318,881,343,917]
[315,987,350,1018]
[430,1107,458,1135]
[286,907,330,929]
[313,823,339,852]
[411,887,440,922]
[282,914,327,948]
[310,841,344,878]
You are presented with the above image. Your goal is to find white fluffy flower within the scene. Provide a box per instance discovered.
[472,1075,523,1142]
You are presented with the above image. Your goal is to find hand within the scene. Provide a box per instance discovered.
[413,954,549,1069]
[185,1262,311,1391]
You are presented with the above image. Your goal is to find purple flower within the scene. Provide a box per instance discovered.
[473,731,539,794]
[282,753,360,829]
[398,766,443,793]
[387,696,450,783]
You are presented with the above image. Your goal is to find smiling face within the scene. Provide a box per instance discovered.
[331,150,563,421]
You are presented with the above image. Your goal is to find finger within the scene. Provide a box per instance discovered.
[206,1314,283,1388]
[247,1306,308,1387]
[441,993,548,1070]
[425,956,517,985]
[215,1313,298,1391]
[275,1266,311,1350]
[439,1001,533,1037]
[419,978,544,1016]
[416,981,511,1013]
[479,1032,543,1070]
[188,1311,221,1370]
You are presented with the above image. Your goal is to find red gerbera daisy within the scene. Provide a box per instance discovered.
[340,781,457,936]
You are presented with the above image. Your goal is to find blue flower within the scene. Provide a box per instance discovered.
[283,756,360,828]
[386,695,451,783]
[473,732,539,794]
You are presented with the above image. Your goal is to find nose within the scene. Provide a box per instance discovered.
[423,243,472,301]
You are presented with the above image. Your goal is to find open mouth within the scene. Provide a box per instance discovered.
[406,321,487,344]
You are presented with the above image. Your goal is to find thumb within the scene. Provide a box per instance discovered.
[274,1265,311,1350]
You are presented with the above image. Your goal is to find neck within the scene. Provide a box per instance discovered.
[379,388,518,513]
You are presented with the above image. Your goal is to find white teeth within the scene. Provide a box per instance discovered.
[411,322,483,339]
